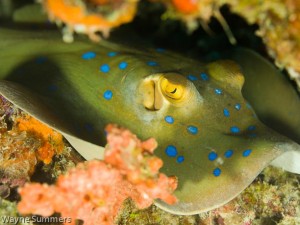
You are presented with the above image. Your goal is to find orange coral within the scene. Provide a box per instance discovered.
[17,115,64,164]
[160,0,215,33]
[42,0,138,42]
[18,124,177,225]
[171,0,199,14]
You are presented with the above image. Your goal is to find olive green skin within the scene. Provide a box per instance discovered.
[0,28,299,214]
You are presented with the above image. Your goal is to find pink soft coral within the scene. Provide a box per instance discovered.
[18,124,177,225]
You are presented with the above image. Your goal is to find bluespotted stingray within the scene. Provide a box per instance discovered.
[0,28,299,215]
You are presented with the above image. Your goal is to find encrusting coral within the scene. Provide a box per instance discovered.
[17,124,177,225]
[0,96,68,199]
[0,97,37,198]
[0,129,38,198]
[16,115,64,164]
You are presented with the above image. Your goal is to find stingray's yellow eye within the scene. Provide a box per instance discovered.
[160,78,184,99]
[160,74,188,101]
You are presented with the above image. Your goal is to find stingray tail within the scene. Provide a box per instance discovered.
[271,142,300,174]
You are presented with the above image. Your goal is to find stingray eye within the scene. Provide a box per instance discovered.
[160,74,187,101]
[161,79,184,100]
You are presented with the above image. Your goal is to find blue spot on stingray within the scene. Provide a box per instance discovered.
[119,62,128,70]
[177,156,184,163]
[100,64,110,73]
[243,149,252,157]
[82,51,96,60]
[208,152,218,161]
[187,125,198,135]
[165,145,177,157]
[200,73,209,81]
[156,48,165,53]
[223,108,230,117]
[187,75,198,81]
[147,61,158,66]
[235,103,241,110]
[215,88,223,95]
[103,90,113,100]
[248,125,256,131]
[213,168,221,177]
[165,116,174,124]
[224,149,233,158]
[230,126,240,134]
[35,56,47,64]
[107,52,117,57]
[48,84,58,91]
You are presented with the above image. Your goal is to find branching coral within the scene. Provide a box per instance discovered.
[17,124,177,225]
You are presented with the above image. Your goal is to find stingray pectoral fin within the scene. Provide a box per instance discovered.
[270,142,300,174]
[0,80,104,160]
[154,133,300,215]
[228,48,300,144]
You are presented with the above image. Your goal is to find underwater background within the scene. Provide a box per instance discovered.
[0,0,300,224]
